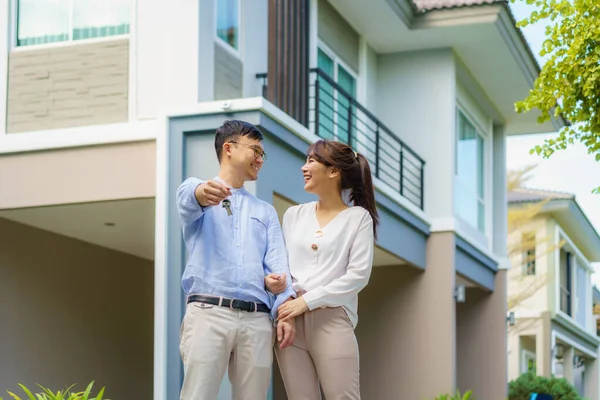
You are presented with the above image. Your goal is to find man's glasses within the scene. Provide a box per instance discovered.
[228,141,267,161]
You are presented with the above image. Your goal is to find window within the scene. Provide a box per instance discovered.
[317,47,356,143]
[17,0,131,47]
[216,0,240,50]
[455,110,485,232]
[522,232,536,275]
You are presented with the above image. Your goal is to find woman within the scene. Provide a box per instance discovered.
[273,139,379,400]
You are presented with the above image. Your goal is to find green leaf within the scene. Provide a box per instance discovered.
[17,385,36,400]
[81,382,94,400]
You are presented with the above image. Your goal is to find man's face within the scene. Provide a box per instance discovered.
[226,136,265,181]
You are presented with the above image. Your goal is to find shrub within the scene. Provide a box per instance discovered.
[434,390,473,400]
[0,381,106,400]
[509,373,582,400]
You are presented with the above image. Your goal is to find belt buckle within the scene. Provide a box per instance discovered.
[252,302,258,312]
[229,299,235,310]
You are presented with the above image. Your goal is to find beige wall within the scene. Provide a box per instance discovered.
[0,218,153,399]
[0,141,156,210]
[508,216,553,314]
[456,270,508,399]
[357,264,425,399]
[7,39,129,133]
[357,232,457,399]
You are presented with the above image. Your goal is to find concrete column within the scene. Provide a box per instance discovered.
[355,233,455,399]
[563,346,575,382]
[408,232,457,398]
[584,356,599,400]
[136,0,207,118]
[0,1,9,135]
[537,312,553,377]
[492,124,507,259]
[241,0,268,98]
[456,270,508,399]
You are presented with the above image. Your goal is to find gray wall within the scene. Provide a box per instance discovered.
[0,218,153,399]
[318,0,359,72]
[214,43,243,100]
[7,39,129,133]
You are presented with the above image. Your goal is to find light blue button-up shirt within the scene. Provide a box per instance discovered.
[176,177,295,321]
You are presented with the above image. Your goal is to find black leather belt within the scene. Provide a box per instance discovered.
[187,294,270,313]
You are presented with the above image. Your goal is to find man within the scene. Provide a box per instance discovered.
[176,120,296,400]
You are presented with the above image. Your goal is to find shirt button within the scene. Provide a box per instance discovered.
[239,284,243,288]
[235,225,239,229]
[236,243,240,247]
[311,244,318,251]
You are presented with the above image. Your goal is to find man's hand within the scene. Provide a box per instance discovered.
[277,297,309,322]
[265,273,287,294]
[195,180,232,207]
[276,318,296,349]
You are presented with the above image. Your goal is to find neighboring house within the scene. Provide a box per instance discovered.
[507,189,600,399]
[0,0,562,399]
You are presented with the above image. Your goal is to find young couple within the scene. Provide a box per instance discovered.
[176,120,378,400]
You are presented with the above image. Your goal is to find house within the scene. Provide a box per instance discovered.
[0,0,561,399]
[507,188,600,399]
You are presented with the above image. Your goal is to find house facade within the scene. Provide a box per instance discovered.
[507,189,600,399]
[0,0,561,399]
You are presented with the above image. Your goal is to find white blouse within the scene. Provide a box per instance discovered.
[282,201,374,327]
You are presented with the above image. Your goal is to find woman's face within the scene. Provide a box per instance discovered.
[301,155,338,194]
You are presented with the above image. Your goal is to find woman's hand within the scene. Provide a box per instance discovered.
[277,297,309,322]
[265,273,287,294]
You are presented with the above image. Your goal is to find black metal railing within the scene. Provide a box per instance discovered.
[257,69,425,210]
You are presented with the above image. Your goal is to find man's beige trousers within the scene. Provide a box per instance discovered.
[179,302,274,400]
[275,307,361,400]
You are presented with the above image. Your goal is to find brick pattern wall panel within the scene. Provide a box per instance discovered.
[7,39,129,133]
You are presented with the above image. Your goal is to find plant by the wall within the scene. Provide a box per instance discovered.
[434,390,473,400]
[509,373,582,400]
[0,381,105,400]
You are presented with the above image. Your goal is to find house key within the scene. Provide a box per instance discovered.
[222,199,232,216]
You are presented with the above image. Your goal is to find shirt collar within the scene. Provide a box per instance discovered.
[214,176,248,196]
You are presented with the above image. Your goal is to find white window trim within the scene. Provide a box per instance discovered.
[454,104,489,237]
[318,40,359,78]
[214,0,242,61]
[521,349,537,374]
[554,224,594,334]
[10,0,131,51]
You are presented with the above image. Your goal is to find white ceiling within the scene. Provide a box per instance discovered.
[0,194,407,269]
[0,198,156,260]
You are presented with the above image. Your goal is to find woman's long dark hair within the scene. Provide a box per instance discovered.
[307,140,379,239]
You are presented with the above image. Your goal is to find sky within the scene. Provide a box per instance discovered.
[506,2,600,286]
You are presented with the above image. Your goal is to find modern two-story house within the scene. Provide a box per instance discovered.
[0,0,562,399]
[507,188,600,399]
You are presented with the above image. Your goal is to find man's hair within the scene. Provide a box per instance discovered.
[214,120,264,162]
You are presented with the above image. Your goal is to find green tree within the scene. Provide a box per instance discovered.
[512,0,600,191]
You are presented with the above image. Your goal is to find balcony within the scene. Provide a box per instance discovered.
[257,68,425,210]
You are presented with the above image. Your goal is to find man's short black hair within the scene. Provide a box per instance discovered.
[214,120,264,162]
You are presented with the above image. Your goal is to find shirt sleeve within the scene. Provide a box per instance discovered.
[264,205,296,320]
[302,212,374,310]
[176,177,208,233]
